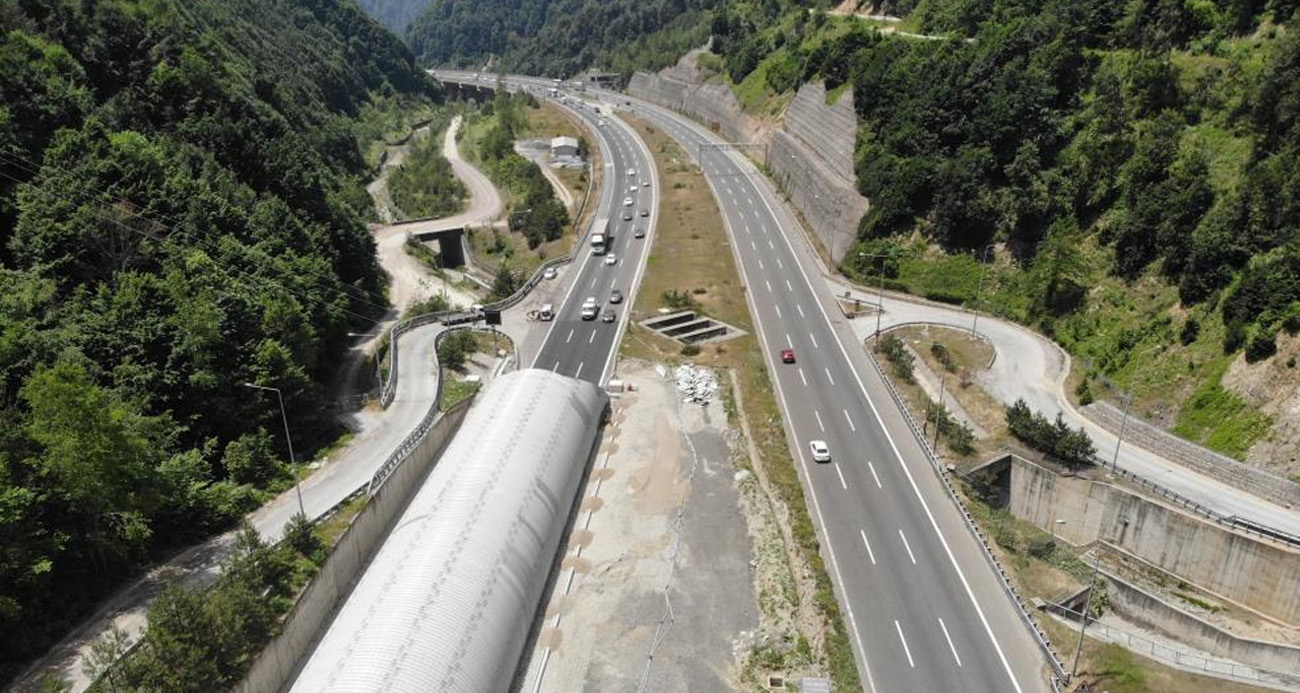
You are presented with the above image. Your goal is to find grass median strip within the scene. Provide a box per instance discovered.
[619,114,861,691]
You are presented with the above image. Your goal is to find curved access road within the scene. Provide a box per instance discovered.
[371,114,498,314]
[829,280,1300,538]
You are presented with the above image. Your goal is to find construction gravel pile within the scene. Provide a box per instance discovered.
[674,364,718,404]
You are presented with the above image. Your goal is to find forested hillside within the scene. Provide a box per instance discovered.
[356,0,435,34]
[702,0,1300,458]
[0,0,437,675]
[404,0,720,76]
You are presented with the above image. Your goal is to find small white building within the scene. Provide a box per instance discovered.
[550,136,579,157]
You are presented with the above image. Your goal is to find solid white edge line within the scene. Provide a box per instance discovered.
[895,620,916,668]
[682,132,879,693]
[593,107,661,385]
[527,92,621,371]
[636,90,1022,690]
[738,126,1026,693]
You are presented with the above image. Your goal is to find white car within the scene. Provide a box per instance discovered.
[623,197,633,207]
[809,440,831,463]
[626,168,636,177]
[543,267,557,280]
[604,253,618,266]
[628,186,638,194]
[580,297,599,320]
[598,119,607,127]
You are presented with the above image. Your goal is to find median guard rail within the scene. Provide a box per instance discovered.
[369,325,516,495]
[865,348,1073,689]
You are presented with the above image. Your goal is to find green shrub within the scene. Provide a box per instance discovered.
[1180,317,1200,345]
[877,334,915,383]
[1245,330,1277,363]
[680,343,701,356]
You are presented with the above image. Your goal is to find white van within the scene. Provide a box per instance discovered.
[538,303,555,321]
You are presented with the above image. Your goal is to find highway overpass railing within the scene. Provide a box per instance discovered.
[865,349,1073,689]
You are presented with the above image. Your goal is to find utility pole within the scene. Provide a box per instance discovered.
[860,252,889,340]
[933,366,947,450]
[243,383,305,518]
[1071,549,1102,679]
[1110,344,1161,473]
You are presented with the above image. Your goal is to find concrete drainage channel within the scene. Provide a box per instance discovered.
[640,310,746,344]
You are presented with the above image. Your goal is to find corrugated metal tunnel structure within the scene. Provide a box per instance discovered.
[290,368,608,693]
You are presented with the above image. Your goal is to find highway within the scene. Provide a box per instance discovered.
[437,72,659,385]
[447,72,1051,690]
[619,94,1050,692]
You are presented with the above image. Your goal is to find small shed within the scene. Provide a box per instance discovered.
[550,136,579,157]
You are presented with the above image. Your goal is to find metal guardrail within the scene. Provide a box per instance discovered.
[369,325,515,495]
[1103,463,1300,549]
[1046,602,1300,691]
[865,349,1073,687]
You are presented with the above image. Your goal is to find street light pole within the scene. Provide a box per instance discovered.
[933,366,947,450]
[859,252,888,340]
[244,383,305,518]
[1071,549,1102,679]
[1109,344,1161,473]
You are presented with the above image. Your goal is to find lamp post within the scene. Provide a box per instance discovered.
[1071,548,1103,679]
[243,383,305,518]
[1110,344,1162,473]
[860,252,889,340]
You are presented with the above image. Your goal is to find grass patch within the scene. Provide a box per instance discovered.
[621,114,861,691]
[313,493,368,548]
[440,378,480,412]
[1173,358,1273,458]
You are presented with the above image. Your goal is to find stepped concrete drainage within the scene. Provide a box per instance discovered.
[640,310,746,345]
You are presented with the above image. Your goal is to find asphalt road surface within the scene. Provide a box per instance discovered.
[436,72,659,385]
[593,91,1051,692]
[443,72,1051,691]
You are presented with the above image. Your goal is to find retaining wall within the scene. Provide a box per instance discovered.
[1100,569,1300,674]
[628,72,869,263]
[234,398,475,693]
[1082,401,1300,509]
[1008,455,1300,626]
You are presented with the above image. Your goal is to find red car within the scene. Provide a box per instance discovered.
[780,348,796,364]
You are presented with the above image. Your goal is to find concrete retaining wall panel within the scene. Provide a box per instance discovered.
[1009,455,1300,626]
[235,399,474,693]
[1102,570,1300,673]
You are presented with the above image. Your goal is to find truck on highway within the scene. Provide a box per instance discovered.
[591,216,610,254]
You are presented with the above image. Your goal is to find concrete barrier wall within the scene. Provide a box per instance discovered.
[1082,401,1300,509]
[1101,569,1300,673]
[235,398,475,693]
[1008,455,1300,626]
[768,131,870,263]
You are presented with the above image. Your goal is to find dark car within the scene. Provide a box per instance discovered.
[634,227,645,238]
[639,208,649,217]
[623,211,633,221]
